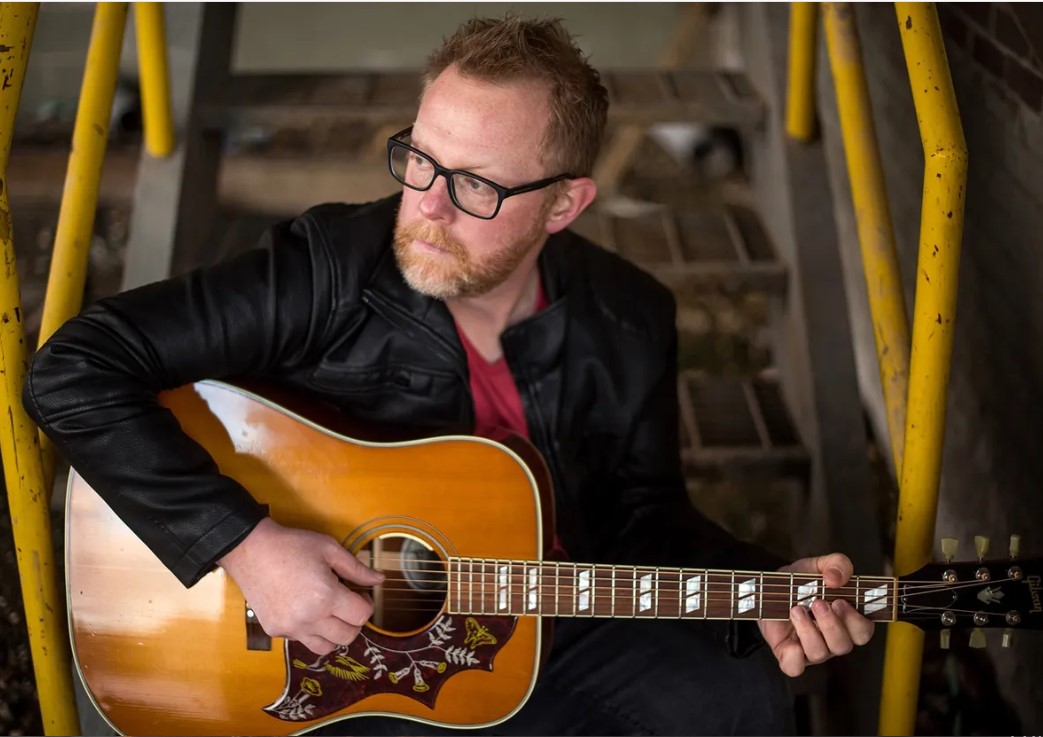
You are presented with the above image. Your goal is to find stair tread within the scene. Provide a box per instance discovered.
[201,69,764,129]
[678,371,809,480]
[574,200,787,297]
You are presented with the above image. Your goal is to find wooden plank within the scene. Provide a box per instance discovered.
[198,69,764,131]
[676,371,809,480]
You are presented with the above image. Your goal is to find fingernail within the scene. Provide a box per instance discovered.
[827,567,844,584]
[792,605,807,621]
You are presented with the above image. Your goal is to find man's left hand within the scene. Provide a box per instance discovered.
[757,553,875,677]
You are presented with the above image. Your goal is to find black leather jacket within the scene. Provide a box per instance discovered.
[24,194,780,632]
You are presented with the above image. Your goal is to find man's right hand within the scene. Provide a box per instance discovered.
[217,517,384,656]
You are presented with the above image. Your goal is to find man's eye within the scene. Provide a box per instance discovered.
[460,177,486,192]
[412,154,432,169]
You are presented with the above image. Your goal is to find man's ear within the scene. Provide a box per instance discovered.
[544,178,598,235]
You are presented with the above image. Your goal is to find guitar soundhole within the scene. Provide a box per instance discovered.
[356,533,447,635]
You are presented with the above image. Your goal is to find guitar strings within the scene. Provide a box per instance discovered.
[353,571,1016,599]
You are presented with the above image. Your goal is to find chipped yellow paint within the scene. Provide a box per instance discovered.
[0,4,81,734]
[785,2,819,141]
[880,4,968,736]
[823,2,911,475]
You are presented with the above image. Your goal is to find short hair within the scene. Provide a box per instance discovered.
[423,15,609,178]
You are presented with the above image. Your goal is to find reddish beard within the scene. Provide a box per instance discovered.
[392,218,543,300]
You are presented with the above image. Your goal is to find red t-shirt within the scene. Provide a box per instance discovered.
[453,280,568,560]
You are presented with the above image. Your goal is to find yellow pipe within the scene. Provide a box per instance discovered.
[879,4,967,735]
[134,2,175,157]
[36,2,128,494]
[823,2,910,475]
[0,3,81,734]
[785,2,819,142]
[38,2,128,349]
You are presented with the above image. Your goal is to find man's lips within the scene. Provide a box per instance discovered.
[415,238,450,255]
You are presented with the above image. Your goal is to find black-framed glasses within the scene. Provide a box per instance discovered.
[386,126,574,220]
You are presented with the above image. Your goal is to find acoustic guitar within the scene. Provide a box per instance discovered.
[64,380,1041,736]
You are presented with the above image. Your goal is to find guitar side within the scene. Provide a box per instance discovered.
[65,380,551,736]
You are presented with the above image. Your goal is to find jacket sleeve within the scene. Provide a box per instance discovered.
[23,211,345,587]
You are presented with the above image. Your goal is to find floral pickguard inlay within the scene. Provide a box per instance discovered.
[264,615,517,722]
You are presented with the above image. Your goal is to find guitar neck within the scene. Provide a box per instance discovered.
[445,558,898,622]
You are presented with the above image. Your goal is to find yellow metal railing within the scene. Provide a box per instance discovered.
[880,4,967,734]
[2,1,175,733]
[785,2,819,142]
[0,3,82,734]
[789,2,966,734]
[135,2,175,157]
[36,2,129,494]
[823,2,910,474]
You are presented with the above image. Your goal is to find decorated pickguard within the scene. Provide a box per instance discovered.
[264,615,517,722]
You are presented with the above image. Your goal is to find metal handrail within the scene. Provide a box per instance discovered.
[880,4,967,734]
[0,3,81,733]
[785,2,820,142]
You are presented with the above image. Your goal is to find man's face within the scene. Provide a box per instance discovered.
[393,65,556,300]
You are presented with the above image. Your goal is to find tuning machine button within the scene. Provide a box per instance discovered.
[1009,534,1021,559]
[1002,628,1015,648]
[941,537,959,563]
[940,629,951,649]
[969,628,987,648]
[975,535,990,561]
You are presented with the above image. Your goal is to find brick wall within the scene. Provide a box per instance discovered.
[815,3,1043,731]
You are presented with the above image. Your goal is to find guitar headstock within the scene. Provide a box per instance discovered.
[896,534,1042,649]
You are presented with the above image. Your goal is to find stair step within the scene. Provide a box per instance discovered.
[678,371,809,480]
[199,69,764,130]
[571,201,787,298]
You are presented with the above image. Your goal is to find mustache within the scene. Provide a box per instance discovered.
[396,221,466,259]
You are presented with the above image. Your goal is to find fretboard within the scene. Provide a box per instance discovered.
[446,558,897,622]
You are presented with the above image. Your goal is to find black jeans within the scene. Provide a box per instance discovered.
[310,618,795,736]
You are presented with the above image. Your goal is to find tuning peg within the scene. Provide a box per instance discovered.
[940,629,951,649]
[969,628,987,649]
[941,537,959,563]
[1002,628,1015,648]
[975,535,990,561]
[1009,534,1021,559]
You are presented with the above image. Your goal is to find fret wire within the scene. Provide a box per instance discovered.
[758,571,763,619]
[632,565,638,618]
[789,571,795,614]
[676,570,682,619]
[856,574,861,617]
[611,566,617,617]
[730,570,735,619]
[574,562,580,617]
[653,568,659,618]
[589,563,595,617]
[538,562,546,621]
[554,561,560,617]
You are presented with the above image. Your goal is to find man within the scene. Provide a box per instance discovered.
[24,15,873,736]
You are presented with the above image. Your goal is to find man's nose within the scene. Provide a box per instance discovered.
[418,174,456,222]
